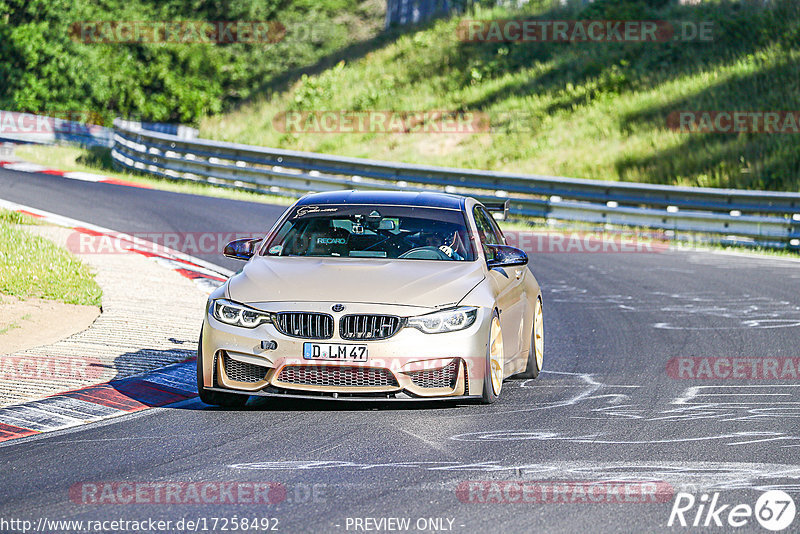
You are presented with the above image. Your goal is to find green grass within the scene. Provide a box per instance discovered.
[0,209,44,226]
[200,0,800,192]
[13,145,294,206]
[0,210,102,306]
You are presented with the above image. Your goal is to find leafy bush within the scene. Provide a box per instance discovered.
[0,0,381,124]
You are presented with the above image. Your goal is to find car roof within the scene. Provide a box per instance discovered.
[295,190,468,210]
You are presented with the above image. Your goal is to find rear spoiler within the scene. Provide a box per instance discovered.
[482,199,509,221]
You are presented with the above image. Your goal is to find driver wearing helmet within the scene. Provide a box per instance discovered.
[418,229,465,260]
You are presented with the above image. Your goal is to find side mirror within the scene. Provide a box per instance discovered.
[485,244,528,268]
[223,238,261,261]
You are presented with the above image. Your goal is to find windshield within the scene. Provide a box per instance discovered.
[264,204,475,261]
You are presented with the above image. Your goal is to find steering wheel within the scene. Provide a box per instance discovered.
[398,246,453,260]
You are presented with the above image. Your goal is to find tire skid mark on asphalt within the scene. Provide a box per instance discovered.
[547,284,800,330]
[0,198,226,445]
[448,375,800,449]
[397,427,452,454]
[566,382,800,426]
[439,370,618,420]
[450,428,800,447]
[0,360,198,444]
[226,458,800,492]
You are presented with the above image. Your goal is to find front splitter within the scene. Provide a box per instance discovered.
[204,386,482,403]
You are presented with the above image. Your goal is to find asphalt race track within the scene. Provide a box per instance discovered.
[2,167,800,533]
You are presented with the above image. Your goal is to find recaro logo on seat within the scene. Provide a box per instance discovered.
[317,237,346,245]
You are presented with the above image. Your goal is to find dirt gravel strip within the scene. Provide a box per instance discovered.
[0,198,234,443]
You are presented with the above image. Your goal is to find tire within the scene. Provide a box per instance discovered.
[481,310,504,404]
[196,331,249,408]
[517,298,544,379]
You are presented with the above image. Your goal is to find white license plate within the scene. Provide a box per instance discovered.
[303,343,368,362]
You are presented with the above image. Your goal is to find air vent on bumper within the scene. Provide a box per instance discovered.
[276,366,399,388]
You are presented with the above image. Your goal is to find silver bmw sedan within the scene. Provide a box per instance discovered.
[197,190,543,406]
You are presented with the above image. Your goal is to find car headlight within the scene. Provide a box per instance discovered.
[211,299,272,328]
[407,306,478,334]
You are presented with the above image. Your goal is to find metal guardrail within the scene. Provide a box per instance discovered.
[0,111,199,148]
[111,119,800,247]
[114,119,198,141]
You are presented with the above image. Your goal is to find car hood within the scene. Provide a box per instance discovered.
[227,257,485,309]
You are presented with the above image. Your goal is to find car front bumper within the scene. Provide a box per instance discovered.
[200,302,492,399]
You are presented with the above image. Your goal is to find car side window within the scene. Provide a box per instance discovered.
[473,206,502,245]
[485,209,506,245]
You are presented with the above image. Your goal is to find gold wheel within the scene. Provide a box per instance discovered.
[490,315,504,396]
[534,299,544,370]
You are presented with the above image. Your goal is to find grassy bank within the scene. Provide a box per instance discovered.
[201,0,800,191]
[0,210,102,306]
